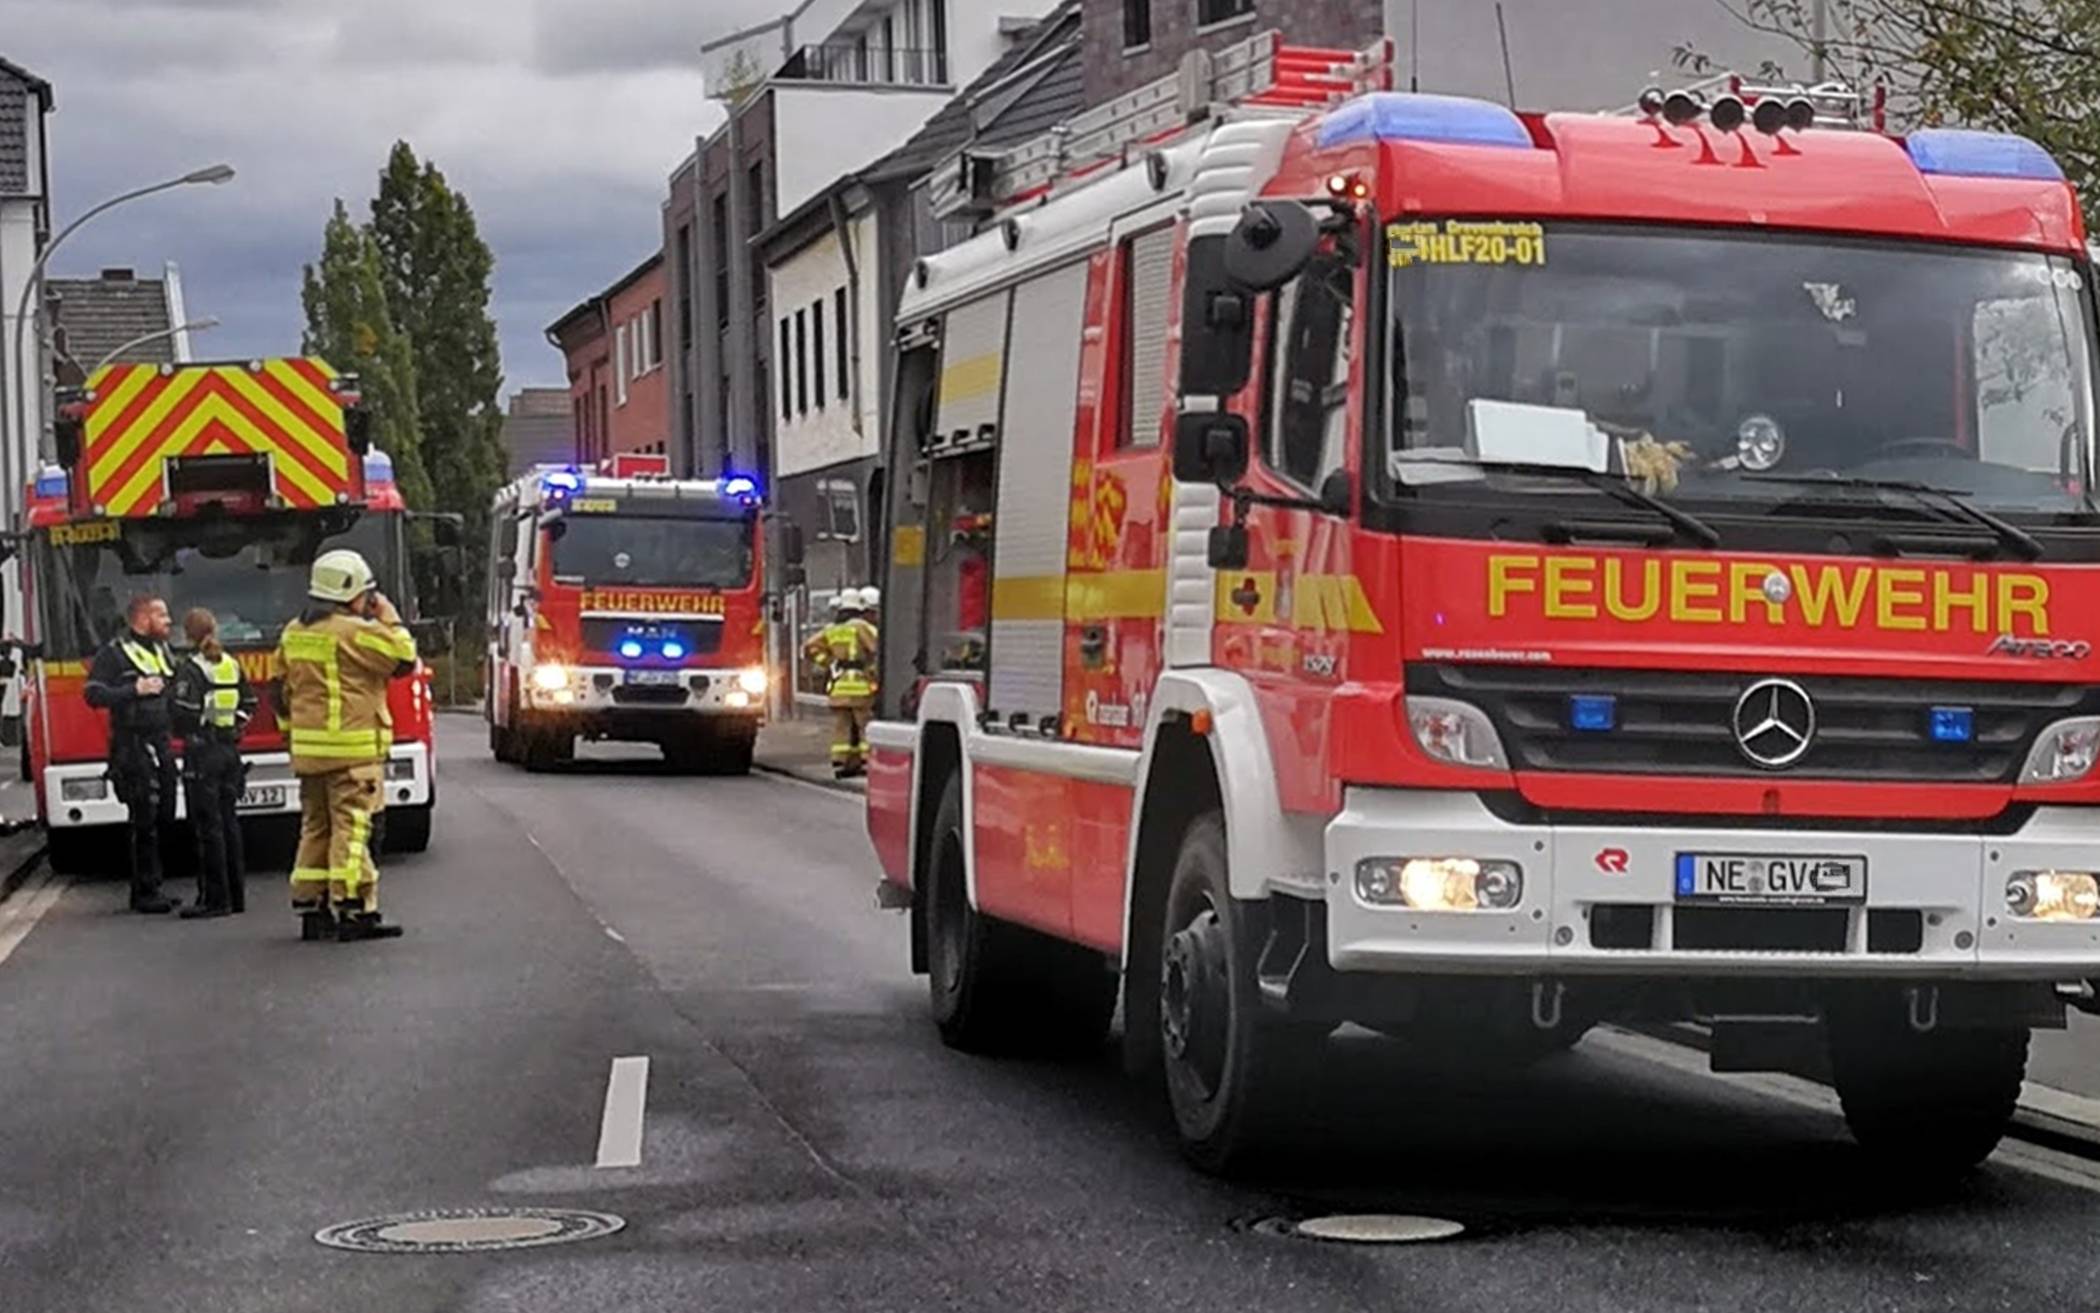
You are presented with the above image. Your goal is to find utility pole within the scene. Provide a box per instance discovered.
[1812,0,1829,83]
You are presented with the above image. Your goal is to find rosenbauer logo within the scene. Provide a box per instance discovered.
[579,589,728,617]
[1486,554,2053,635]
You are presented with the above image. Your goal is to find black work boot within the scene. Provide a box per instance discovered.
[179,904,230,921]
[294,900,335,941]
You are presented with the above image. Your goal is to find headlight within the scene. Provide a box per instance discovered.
[1356,857,1523,910]
[2021,717,2100,783]
[60,777,109,802]
[736,668,769,695]
[2006,870,2100,921]
[725,690,752,709]
[530,663,571,692]
[1405,697,1509,769]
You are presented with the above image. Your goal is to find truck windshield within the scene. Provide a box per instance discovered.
[547,514,753,590]
[1383,223,2100,519]
[36,511,404,660]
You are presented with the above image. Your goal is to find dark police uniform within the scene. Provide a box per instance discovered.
[172,651,257,916]
[84,631,178,910]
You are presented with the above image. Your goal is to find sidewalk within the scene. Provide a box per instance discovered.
[755,714,867,793]
[0,775,46,900]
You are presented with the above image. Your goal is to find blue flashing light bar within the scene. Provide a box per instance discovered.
[1906,128,2063,182]
[362,450,395,484]
[618,640,645,661]
[1568,694,1617,733]
[33,467,68,499]
[542,469,582,494]
[721,474,759,499]
[1929,706,1976,744]
[1317,92,1532,153]
[1675,854,1696,898]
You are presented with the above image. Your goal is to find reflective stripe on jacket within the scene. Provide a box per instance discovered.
[805,620,877,702]
[277,611,417,773]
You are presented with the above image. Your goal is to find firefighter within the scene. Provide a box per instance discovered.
[804,592,878,779]
[85,595,180,914]
[278,549,417,942]
[171,607,256,920]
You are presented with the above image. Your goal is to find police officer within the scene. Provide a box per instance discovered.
[171,607,256,920]
[804,592,879,779]
[84,595,179,914]
[278,550,417,942]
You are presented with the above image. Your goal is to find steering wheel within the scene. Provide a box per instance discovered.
[1868,436,1975,463]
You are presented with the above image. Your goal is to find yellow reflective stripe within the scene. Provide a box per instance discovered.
[355,628,417,663]
[290,728,391,752]
[282,626,343,730]
[289,867,331,885]
[119,641,171,676]
[335,807,372,895]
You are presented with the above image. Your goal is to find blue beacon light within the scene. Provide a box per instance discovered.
[661,641,687,661]
[1929,706,1975,744]
[1569,694,1617,733]
[618,640,645,661]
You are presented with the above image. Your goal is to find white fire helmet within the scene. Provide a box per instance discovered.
[309,549,377,603]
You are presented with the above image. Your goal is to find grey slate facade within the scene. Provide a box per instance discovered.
[45,270,177,377]
[0,56,52,197]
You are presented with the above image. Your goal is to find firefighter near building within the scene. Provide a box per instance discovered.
[25,357,444,874]
[862,34,2100,1175]
[484,455,769,773]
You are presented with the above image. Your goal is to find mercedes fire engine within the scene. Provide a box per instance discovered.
[485,454,768,772]
[864,31,2100,1175]
[27,357,440,872]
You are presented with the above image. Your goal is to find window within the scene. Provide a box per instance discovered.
[1196,0,1253,26]
[1266,254,1355,491]
[615,324,630,405]
[795,308,809,416]
[818,478,861,541]
[813,298,827,410]
[1123,0,1151,48]
[835,287,851,402]
[779,319,794,420]
[746,163,767,240]
[1120,227,1177,448]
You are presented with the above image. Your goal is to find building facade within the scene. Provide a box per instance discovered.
[0,54,52,536]
[546,252,669,468]
[44,264,192,383]
[500,388,576,476]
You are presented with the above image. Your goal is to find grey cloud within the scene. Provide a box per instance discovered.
[528,0,785,74]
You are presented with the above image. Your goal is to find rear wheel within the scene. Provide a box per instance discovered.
[46,827,115,878]
[1158,812,1324,1175]
[1828,995,2028,1178]
[383,802,432,853]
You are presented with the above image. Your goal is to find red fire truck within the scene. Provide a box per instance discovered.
[26,357,443,872]
[865,33,2100,1175]
[484,454,769,773]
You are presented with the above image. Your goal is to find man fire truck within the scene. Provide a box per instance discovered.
[25,357,442,873]
[863,32,2100,1176]
[485,455,768,773]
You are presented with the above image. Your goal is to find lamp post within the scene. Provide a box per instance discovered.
[88,317,221,376]
[6,164,235,522]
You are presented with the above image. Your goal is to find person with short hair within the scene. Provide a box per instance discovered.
[171,607,256,920]
[84,595,179,914]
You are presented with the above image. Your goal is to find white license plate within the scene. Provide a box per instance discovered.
[1676,852,1867,905]
[237,784,288,812]
[626,670,684,687]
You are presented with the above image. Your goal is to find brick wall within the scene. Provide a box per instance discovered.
[1081,0,1382,104]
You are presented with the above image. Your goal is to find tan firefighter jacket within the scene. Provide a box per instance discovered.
[276,608,418,775]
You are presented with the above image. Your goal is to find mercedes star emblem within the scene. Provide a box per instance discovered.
[1733,678,1816,769]
[1761,570,1792,605]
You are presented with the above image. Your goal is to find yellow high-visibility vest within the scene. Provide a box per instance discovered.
[191,653,243,728]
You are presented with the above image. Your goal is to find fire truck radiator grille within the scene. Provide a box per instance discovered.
[1408,664,2095,783]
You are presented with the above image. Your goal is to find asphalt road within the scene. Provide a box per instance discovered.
[4,714,2100,1312]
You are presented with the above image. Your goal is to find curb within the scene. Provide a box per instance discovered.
[753,762,867,796]
[0,833,47,907]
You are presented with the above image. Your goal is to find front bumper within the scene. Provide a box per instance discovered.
[523,665,767,721]
[1324,788,2100,980]
[45,741,433,829]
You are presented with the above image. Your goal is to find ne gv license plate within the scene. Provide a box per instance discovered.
[237,784,287,812]
[1676,853,1867,905]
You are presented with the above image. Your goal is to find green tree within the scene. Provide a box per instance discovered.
[367,141,508,581]
[1687,1,2100,211]
[300,200,435,514]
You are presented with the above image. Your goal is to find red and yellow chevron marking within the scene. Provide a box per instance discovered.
[82,358,353,517]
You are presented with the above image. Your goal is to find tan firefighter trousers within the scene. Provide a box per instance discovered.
[290,763,385,912]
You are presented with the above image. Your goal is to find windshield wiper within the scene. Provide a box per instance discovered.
[1450,459,1723,548]
[1740,473,2044,561]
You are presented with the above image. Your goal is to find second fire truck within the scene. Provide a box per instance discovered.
[864,32,2100,1175]
[26,356,444,870]
[485,455,769,772]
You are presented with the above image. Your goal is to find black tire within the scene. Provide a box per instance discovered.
[1828,996,2028,1178]
[713,727,756,777]
[1158,812,1323,1176]
[46,826,113,878]
[383,803,432,853]
[921,773,1114,1054]
[521,722,574,773]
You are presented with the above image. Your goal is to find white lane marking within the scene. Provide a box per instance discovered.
[0,868,67,970]
[1592,1027,2100,1194]
[603,927,626,944]
[595,1056,649,1169]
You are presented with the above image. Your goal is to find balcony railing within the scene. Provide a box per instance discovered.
[780,43,949,88]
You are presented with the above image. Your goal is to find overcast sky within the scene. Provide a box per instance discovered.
[3,0,795,392]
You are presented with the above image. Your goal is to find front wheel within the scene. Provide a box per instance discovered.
[1158,812,1323,1175]
[1828,995,2028,1178]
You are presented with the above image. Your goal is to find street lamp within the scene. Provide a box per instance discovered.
[3,163,235,520]
[89,317,220,376]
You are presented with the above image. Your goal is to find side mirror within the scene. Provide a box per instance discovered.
[1178,236,1256,397]
[781,521,806,566]
[344,406,373,455]
[1208,524,1250,571]
[431,516,464,549]
[1173,412,1250,486]
[53,388,86,469]
[1319,468,1354,517]
[1224,201,1320,292]
[784,562,809,589]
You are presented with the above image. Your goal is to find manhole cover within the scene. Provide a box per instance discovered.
[1293,1214,1466,1244]
[315,1207,625,1254]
